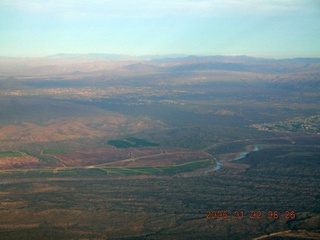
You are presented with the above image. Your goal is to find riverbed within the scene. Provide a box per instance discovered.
[205,145,259,173]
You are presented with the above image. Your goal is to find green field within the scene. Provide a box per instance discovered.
[0,159,213,179]
[103,160,212,176]
[56,170,78,177]
[108,137,159,148]
[18,150,31,155]
[43,149,68,154]
[0,151,22,158]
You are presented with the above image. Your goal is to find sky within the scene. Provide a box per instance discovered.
[1,0,320,58]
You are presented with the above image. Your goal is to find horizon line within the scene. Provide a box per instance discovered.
[1,53,320,60]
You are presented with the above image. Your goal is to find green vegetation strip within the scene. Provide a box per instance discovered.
[0,160,212,179]
[103,160,212,176]
[18,150,31,155]
[108,137,159,148]
[0,151,22,158]
[43,149,68,154]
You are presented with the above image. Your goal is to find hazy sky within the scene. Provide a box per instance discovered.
[1,0,320,58]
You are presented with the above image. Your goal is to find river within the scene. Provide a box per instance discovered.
[205,145,259,173]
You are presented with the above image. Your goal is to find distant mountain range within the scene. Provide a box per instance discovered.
[0,54,319,76]
[47,54,320,63]
[47,53,189,61]
[2,53,320,62]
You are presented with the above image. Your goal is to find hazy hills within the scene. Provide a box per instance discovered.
[1,54,320,77]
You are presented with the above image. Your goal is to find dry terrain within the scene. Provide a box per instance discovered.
[0,55,319,239]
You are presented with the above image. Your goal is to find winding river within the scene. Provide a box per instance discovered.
[205,145,259,173]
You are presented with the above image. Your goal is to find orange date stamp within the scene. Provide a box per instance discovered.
[206,210,296,219]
